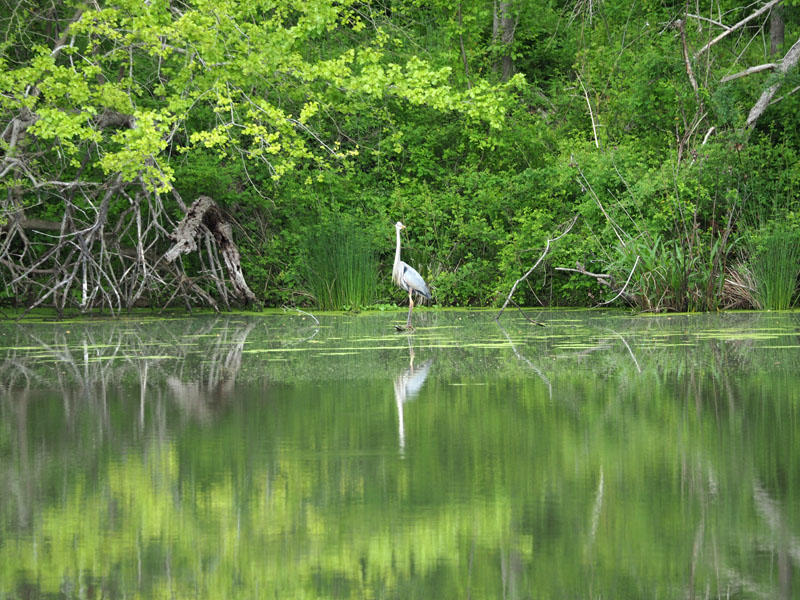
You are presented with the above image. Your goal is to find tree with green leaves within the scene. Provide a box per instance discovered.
[0,0,521,314]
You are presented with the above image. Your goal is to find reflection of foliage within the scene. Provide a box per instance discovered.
[1,312,800,597]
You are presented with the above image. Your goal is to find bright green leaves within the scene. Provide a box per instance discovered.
[298,101,320,125]
[3,0,519,196]
[190,126,234,152]
[95,82,133,114]
[290,0,353,36]
[99,110,175,192]
[29,108,99,163]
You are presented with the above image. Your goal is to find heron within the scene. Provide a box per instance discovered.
[392,221,431,330]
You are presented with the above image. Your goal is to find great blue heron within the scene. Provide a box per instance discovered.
[392,221,431,330]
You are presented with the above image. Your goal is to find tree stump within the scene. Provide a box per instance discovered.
[165,196,257,304]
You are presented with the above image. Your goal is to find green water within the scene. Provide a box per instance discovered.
[1,309,799,599]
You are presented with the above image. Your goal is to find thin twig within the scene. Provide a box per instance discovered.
[686,13,730,30]
[496,215,578,320]
[597,255,639,306]
[508,297,546,326]
[575,164,627,246]
[701,126,716,145]
[769,84,800,106]
[577,73,600,149]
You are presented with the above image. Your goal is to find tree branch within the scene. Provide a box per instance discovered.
[678,19,700,99]
[686,13,730,30]
[555,264,613,287]
[597,255,639,306]
[769,83,800,106]
[720,62,776,83]
[694,0,784,59]
[496,215,579,320]
[746,34,800,128]
[577,73,600,149]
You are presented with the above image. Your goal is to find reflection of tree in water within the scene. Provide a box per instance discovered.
[0,317,260,533]
[0,317,259,426]
[165,320,256,423]
[494,313,800,599]
[0,311,799,598]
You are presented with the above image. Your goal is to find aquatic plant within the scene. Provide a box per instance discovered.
[608,233,726,312]
[746,223,800,310]
[303,218,379,310]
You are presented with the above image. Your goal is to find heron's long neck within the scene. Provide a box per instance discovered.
[394,228,402,268]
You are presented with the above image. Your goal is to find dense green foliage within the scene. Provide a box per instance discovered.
[2,0,800,310]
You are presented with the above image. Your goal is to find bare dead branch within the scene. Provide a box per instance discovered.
[577,73,600,149]
[769,83,800,105]
[746,34,800,128]
[575,163,627,246]
[496,215,579,320]
[598,255,639,306]
[555,263,613,287]
[694,0,784,59]
[677,19,700,99]
[686,13,730,30]
[720,62,777,82]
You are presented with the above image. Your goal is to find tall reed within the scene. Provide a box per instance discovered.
[747,226,800,310]
[304,221,379,310]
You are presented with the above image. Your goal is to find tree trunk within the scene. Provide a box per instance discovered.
[770,5,785,56]
[492,1,516,82]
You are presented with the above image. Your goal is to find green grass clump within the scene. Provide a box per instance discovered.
[304,221,379,311]
[748,224,800,310]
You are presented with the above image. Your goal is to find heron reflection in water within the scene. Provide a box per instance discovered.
[393,337,433,454]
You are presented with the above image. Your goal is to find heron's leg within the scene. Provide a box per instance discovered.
[406,294,414,328]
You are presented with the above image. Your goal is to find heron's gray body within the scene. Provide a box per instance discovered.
[393,260,431,301]
[392,222,431,328]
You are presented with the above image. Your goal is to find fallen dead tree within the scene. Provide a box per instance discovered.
[0,182,256,316]
[165,196,256,307]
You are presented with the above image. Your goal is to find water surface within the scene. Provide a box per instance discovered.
[1,309,799,598]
